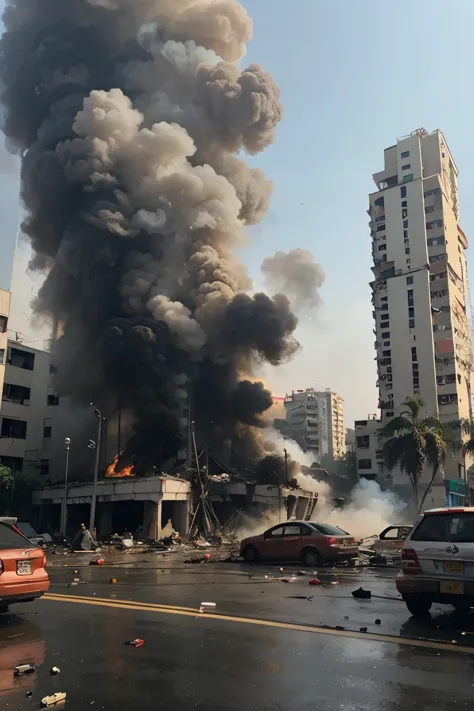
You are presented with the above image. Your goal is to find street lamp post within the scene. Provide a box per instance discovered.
[61,437,71,535]
[89,408,103,532]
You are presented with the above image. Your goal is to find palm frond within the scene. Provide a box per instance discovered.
[461,418,474,438]
[378,416,413,439]
[462,440,474,458]
[419,416,444,434]
[401,396,424,423]
[382,437,404,471]
[424,429,447,467]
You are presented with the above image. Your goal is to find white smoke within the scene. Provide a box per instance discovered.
[309,478,408,541]
[262,427,314,468]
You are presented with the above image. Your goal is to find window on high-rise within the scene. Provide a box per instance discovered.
[401,200,407,208]
[406,276,413,285]
[427,237,445,246]
[405,247,410,254]
[408,307,415,318]
[401,151,410,159]
[401,186,407,198]
[402,164,411,170]
[403,220,408,228]
[409,318,415,329]
[403,174,414,183]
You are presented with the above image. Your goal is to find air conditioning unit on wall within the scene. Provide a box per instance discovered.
[440,395,451,405]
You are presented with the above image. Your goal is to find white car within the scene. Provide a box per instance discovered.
[397,507,474,617]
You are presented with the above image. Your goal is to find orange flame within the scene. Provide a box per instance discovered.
[105,452,134,478]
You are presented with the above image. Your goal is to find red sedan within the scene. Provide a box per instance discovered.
[0,518,50,613]
[240,520,359,566]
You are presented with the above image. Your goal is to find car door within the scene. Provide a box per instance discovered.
[281,523,304,560]
[260,525,285,560]
[373,526,401,553]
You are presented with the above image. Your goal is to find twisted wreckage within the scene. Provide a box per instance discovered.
[33,447,319,541]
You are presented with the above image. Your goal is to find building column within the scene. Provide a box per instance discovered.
[98,503,112,540]
[173,499,190,537]
[143,499,162,541]
[60,498,68,537]
[295,496,309,520]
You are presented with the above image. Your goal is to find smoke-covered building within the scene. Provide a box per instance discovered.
[0,0,316,488]
[282,388,345,460]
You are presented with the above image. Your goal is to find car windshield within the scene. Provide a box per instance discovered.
[309,522,349,536]
[0,522,36,550]
[17,522,39,538]
[411,513,474,543]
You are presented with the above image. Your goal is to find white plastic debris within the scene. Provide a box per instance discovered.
[50,666,60,675]
[199,602,216,614]
[14,663,36,676]
[41,692,67,707]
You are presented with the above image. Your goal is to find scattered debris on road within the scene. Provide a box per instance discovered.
[50,666,60,675]
[90,558,105,566]
[200,602,217,613]
[14,663,36,676]
[126,638,145,647]
[41,692,67,707]
[110,577,117,584]
[308,578,321,586]
[352,587,371,599]
[26,691,33,698]
[359,627,368,633]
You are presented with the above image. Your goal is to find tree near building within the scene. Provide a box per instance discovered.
[445,418,474,481]
[379,396,446,512]
[0,465,14,514]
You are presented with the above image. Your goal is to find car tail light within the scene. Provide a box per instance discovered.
[41,554,47,568]
[327,537,338,545]
[401,548,422,574]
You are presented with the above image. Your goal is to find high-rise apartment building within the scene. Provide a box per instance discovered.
[357,129,472,503]
[283,388,345,460]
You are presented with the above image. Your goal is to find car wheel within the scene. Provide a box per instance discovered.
[303,549,321,567]
[403,595,432,617]
[243,545,259,563]
[0,605,9,614]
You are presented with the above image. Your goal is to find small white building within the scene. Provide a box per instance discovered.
[0,288,56,480]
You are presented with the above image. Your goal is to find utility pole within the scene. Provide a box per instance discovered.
[284,448,289,486]
[89,408,103,532]
[61,437,71,535]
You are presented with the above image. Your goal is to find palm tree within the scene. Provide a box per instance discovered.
[447,418,474,481]
[379,396,447,512]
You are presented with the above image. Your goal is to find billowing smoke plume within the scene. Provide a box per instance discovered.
[0,0,305,479]
[261,248,325,310]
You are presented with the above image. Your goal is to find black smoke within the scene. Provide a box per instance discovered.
[0,0,303,478]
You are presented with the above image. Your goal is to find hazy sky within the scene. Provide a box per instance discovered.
[2,0,474,426]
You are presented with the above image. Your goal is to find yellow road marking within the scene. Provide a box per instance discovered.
[44,593,474,655]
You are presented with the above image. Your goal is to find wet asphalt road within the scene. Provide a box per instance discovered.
[2,554,474,710]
